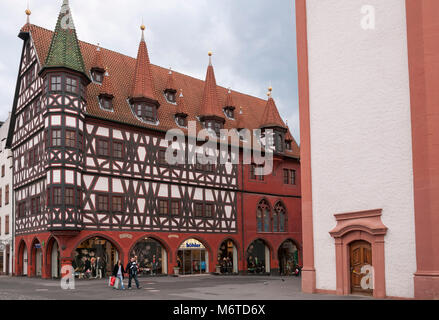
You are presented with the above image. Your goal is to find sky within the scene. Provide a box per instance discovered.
[0,0,300,142]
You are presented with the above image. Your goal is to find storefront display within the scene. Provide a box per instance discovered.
[131,238,167,276]
[177,239,208,275]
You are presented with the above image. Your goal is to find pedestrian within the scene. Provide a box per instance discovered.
[126,257,141,289]
[112,260,126,290]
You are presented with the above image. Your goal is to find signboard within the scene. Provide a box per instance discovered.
[35,244,42,249]
[179,239,205,250]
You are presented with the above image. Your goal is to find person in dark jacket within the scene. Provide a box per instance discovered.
[112,260,126,290]
[126,257,141,289]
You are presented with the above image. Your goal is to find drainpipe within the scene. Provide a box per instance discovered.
[241,155,245,274]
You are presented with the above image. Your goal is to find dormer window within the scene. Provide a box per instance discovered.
[175,115,187,127]
[91,69,104,84]
[285,140,292,151]
[224,107,235,119]
[275,132,284,153]
[165,91,176,104]
[134,103,156,122]
[100,96,113,111]
[204,120,223,136]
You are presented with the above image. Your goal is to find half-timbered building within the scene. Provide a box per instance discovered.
[7,1,301,278]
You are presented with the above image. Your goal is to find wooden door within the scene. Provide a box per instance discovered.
[350,241,373,295]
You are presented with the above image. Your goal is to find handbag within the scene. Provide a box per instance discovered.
[109,276,116,287]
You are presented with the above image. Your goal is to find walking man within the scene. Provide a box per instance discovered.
[126,257,141,289]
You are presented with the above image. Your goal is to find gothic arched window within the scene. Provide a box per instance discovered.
[257,199,271,232]
[274,201,287,232]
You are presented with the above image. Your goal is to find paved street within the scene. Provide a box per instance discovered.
[0,275,371,300]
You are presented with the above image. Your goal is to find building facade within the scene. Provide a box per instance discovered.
[0,114,13,275]
[296,0,439,299]
[7,1,301,279]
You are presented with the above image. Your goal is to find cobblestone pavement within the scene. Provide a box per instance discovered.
[0,275,371,300]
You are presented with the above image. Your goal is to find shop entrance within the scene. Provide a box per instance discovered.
[73,237,119,279]
[131,237,168,276]
[247,239,270,274]
[177,239,209,275]
[217,239,238,274]
[278,240,299,276]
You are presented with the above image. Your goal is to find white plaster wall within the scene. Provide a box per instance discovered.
[0,114,14,274]
[306,0,416,298]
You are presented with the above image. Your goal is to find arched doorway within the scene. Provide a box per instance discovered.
[18,241,28,276]
[177,238,209,275]
[247,239,270,274]
[23,246,28,276]
[31,239,43,277]
[350,240,373,296]
[131,237,168,276]
[217,239,238,274]
[73,236,119,279]
[278,240,299,276]
[46,238,60,278]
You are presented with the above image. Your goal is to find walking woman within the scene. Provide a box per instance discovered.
[112,260,126,290]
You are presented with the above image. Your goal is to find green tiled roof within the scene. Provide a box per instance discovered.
[43,1,86,75]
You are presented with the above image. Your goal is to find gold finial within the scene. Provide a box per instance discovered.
[140,24,146,31]
[25,8,31,16]
[268,86,273,92]
[208,51,213,56]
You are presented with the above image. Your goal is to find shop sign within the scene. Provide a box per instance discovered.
[35,244,42,249]
[119,233,133,239]
[179,239,205,250]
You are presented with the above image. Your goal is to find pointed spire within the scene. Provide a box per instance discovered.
[260,87,286,129]
[99,68,114,98]
[130,24,157,104]
[42,0,88,78]
[92,44,105,72]
[199,52,224,120]
[225,88,235,108]
[25,2,31,25]
[176,89,188,116]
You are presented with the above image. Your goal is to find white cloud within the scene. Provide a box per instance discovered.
[0,0,299,141]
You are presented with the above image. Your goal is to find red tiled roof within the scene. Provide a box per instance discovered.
[92,46,105,71]
[23,24,299,157]
[199,62,225,119]
[176,90,187,115]
[165,69,176,91]
[260,96,287,129]
[225,89,235,108]
[99,71,115,97]
[130,33,156,101]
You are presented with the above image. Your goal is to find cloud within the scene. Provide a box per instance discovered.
[0,0,299,142]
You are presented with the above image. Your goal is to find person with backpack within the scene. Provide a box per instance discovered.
[126,257,141,289]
